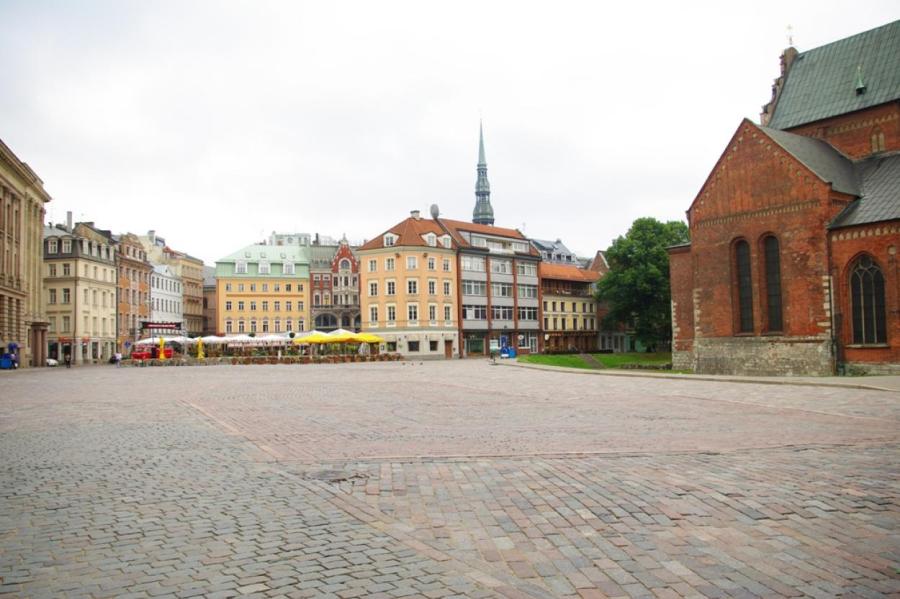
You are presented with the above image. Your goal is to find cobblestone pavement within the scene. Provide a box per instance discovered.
[1,362,898,598]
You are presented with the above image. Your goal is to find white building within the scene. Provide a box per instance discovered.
[149,264,183,334]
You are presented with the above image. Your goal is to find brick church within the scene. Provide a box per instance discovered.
[669,21,899,376]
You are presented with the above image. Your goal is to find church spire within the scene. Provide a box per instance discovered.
[473,121,494,225]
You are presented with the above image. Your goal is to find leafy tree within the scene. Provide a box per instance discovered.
[596,217,689,349]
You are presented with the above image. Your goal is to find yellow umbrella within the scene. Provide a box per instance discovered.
[293,332,331,345]
[356,333,384,343]
[197,338,205,359]
[327,332,357,343]
[158,336,167,361]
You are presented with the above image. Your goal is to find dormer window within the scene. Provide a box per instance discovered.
[425,233,436,247]
[284,262,295,275]
[235,260,248,274]
[259,261,270,274]
[441,235,451,249]
[48,239,58,254]
[384,234,397,247]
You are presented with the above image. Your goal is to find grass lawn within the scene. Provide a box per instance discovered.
[516,354,596,369]
[517,352,672,370]
[591,352,672,368]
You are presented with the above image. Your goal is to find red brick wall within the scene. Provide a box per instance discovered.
[829,222,900,367]
[786,103,900,159]
[687,120,843,339]
[668,246,693,352]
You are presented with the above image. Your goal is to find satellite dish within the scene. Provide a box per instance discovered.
[430,204,440,219]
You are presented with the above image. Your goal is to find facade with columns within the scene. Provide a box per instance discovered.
[0,138,51,368]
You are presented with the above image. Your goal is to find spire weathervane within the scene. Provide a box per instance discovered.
[787,24,794,47]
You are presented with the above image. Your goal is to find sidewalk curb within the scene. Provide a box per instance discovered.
[502,360,898,393]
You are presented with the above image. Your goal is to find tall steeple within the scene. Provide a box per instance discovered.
[473,121,495,225]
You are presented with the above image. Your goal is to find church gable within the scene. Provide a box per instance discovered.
[688,120,835,227]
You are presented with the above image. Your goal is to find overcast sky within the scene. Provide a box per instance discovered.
[2,1,897,264]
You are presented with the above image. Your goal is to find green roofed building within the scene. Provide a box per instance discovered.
[214,240,311,336]
[669,20,900,377]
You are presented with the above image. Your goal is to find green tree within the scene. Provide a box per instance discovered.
[596,217,689,349]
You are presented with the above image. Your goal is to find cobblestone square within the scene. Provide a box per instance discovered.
[2,362,898,598]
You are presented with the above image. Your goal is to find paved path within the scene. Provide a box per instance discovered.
[1,362,898,598]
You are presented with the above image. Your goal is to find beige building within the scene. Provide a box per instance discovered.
[43,219,118,363]
[540,262,599,352]
[359,211,460,358]
[0,138,51,367]
[202,265,217,335]
[138,230,204,335]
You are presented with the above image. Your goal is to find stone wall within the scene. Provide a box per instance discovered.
[693,336,833,376]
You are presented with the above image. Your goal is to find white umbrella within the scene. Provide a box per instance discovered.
[134,337,159,346]
[200,335,226,344]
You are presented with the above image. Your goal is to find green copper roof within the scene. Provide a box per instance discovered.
[478,121,487,165]
[473,122,494,225]
[768,20,900,129]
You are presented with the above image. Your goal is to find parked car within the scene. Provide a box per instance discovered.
[46,358,58,367]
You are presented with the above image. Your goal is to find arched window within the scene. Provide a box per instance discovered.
[850,255,886,344]
[734,240,754,332]
[339,259,351,270]
[763,236,783,331]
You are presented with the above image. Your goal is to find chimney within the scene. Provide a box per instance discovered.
[66,211,73,232]
[148,230,156,244]
[410,210,421,220]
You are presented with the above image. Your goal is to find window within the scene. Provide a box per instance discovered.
[762,236,783,331]
[428,304,437,322]
[274,283,281,292]
[408,340,420,352]
[250,284,256,292]
[518,307,538,320]
[387,280,396,296]
[238,320,245,333]
[340,259,351,270]
[871,128,885,153]
[368,259,377,272]
[385,257,395,271]
[407,304,419,324]
[274,301,280,311]
[286,301,292,312]
[48,239,58,254]
[274,320,281,333]
[284,262,295,275]
[49,289,57,304]
[734,240,754,333]
[462,256,485,272]
[406,256,418,270]
[407,279,418,294]
[462,305,487,320]
[62,316,70,332]
[225,301,233,311]
[370,306,378,325]
[429,340,438,351]
[235,261,247,274]
[250,301,257,311]
[427,257,436,270]
[491,306,514,320]
[441,235,452,249]
[443,258,451,272]
[313,274,320,282]
[250,320,257,333]
[369,282,378,296]
[262,283,268,292]
[62,288,70,304]
[62,239,72,253]
[443,280,451,295]
[238,301,245,311]
[387,305,396,323]
[517,262,537,277]
[63,263,71,276]
[444,305,452,322]
[384,234,397,247]
[461,280,486,296]
[286,284,292,292]
[238,283,244,292]
[850,255,886,345]
[259,261,270,274]
[262,301,269,311]
[299,319,305,331]
[491,282,513,297]
[490,259,512,274]
[262,320,269,333]
[428,279,436,295]
[425,234,436,247]
[286,320,293,332]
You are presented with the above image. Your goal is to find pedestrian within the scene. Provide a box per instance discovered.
[64,353,71,368]
[114,351,122,367]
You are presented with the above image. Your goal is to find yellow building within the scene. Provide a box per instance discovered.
[540,262,599,352]
[359,210,459,358]
[1,138,51,367]
[215,243,310,335]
